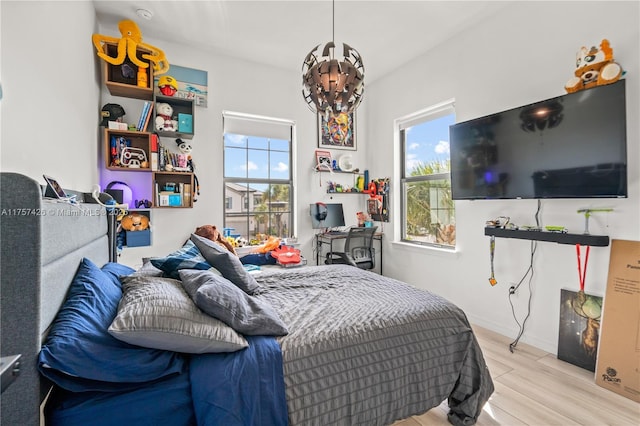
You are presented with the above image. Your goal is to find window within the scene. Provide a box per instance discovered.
[223,112,294,241]
[225,197,232,209]
[398,100,456,248]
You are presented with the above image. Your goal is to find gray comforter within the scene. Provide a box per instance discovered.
[254,265,494,426]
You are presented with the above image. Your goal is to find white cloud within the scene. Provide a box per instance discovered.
[406,153,420,171]
[273,162,288,172]
[435,140,450,154]
[408,142,420,150]
[226,134,245,145]
[240,161,258,171]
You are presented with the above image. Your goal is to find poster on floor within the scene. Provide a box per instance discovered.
[557,288,602,372]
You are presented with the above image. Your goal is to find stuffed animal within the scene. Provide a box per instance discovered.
[565,39,623,93]
[175,138,201,202]
[194,225,237,255]
[120,213,150,231]
[155,103,178,132]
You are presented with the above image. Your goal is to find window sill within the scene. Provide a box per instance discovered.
[391,240,459,258]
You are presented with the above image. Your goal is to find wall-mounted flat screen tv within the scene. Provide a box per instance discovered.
[450,80,627,200]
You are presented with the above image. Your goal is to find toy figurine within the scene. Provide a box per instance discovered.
[175,138,200,202]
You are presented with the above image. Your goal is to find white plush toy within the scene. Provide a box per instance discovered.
[155,102,178,132]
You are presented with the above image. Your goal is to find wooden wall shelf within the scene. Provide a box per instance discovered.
[484,227,609,247]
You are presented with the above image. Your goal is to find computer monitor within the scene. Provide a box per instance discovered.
[310,203,346,229]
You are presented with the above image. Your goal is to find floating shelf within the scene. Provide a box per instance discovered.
[484,227,609,247]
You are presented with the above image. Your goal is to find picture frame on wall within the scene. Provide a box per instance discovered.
[315,150,333,171]
[318,111,357,150]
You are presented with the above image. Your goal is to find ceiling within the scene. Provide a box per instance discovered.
[93,1,508,84]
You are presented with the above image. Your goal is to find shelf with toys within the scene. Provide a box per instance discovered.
[98,40,154,100]
[103,128,153,171]
[152,73,195,140]
[94,19,195,209]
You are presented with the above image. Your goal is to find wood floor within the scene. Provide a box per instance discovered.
[393,325,639,426]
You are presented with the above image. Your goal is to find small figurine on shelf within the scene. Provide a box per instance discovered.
[175,138,200,202]
[158,75,178,96]
[100,103,126,127]
[155,103,178,132]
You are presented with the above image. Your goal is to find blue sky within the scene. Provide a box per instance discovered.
[224,133,290,180]
[404,113,455,173]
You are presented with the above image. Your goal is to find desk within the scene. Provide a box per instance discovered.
[315,232,383,275]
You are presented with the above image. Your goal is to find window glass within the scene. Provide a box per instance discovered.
[223,114,294,241]
[399,104,456,248]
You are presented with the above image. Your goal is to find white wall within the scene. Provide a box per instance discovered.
[1,1,100,191]
[364,1,640,353]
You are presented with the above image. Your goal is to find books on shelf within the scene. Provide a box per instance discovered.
[150,134,159,171]
[136,101,154,132]
[142,102,154,132]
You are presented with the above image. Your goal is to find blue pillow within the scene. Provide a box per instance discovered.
[38,258,185,392]
[151,240,214,279]
[101,262,135,287]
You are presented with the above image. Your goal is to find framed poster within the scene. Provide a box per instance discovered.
[155,64,208,107]
[318,112,357,150]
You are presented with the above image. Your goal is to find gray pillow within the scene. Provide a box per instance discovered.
[109,275,248,354]
[190,233,259,295]
[179,269,288,336]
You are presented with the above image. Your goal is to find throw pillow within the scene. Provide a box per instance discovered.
[109,275,248,354]
[190,233,259,295]
[150,240,219,279]
[179,269,288,336]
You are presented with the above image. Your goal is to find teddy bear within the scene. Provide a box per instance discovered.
[155,102,178,132]
[120,213,150,232]
[194,225,237,255]
[565,39,623,93]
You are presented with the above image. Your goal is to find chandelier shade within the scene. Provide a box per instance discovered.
[301,3,365,116]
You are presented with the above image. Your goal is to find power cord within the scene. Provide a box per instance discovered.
[91,185,128,218]
[507,199,541,353]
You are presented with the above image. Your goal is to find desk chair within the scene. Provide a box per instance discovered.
[325,226,378,270]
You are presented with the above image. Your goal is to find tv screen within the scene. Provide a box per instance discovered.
[450,80,627,200]
[310,203,346,229]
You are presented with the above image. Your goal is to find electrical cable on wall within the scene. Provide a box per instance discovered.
[507,199,541,353]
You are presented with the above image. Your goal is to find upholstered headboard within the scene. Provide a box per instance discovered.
[0,173,116,426]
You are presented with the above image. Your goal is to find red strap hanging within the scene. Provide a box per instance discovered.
[576,244,591,292]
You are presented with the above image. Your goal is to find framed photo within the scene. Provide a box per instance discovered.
[315,150,332,171]
[318,112,357,150]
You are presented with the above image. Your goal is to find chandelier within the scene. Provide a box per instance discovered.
[302,0,365,116]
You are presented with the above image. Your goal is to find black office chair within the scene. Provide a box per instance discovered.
[325,226,378,270]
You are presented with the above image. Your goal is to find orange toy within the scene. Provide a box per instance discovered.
[565,39,623,93]
[270,246,302,265]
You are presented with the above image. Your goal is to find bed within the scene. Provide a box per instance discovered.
[0,172,494,426]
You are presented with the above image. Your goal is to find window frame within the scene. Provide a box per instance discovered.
[394,99,456,249]
[222,111,296,241]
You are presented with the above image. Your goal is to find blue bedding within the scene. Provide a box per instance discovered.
[46,336,288,426]
[45,371,196,426]
[190,335,288,426]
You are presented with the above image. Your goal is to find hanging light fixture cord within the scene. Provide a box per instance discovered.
[332,0,335,44]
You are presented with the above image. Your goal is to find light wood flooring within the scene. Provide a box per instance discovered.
[393,325,639,426]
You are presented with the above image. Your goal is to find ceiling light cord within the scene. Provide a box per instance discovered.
[332,0,335,45]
